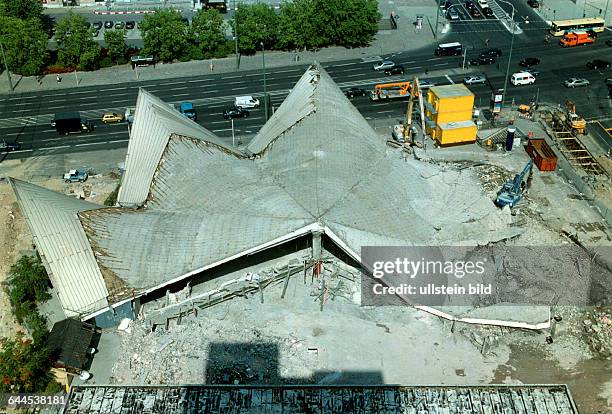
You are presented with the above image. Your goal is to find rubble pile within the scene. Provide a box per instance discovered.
[583,309,612,358]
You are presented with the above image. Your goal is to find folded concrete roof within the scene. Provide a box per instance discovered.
[11,64,519,320]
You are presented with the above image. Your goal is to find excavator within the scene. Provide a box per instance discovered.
[391,77,425,145]
[495,159,533,208]
[551,100,587,135]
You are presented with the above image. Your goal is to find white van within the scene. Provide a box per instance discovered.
[235,96,260,109]
[510,72,535,86]
[477,0,488,7]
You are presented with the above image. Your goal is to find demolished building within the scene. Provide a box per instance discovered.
[11,64,548,328]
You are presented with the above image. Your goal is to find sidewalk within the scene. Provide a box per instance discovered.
[0,0,449,95]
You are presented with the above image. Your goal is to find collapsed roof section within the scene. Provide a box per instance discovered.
[11,64,520,321]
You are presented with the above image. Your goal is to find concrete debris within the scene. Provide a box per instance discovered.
[583,309,612,357]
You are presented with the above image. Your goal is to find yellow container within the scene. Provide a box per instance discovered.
[433,120,477,146]
[430,110,474,125]
[427,85,474,114]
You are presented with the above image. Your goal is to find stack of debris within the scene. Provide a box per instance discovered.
[583,309,612,357]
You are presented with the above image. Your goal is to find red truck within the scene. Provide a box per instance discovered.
[559,31,595,47]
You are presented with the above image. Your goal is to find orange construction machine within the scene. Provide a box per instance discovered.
[370,82,412,101]
[559,31,595,47]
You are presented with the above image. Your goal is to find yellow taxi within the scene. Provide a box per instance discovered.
[101,112,124,124]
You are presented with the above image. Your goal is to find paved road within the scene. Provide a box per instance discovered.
[1,15,610,159]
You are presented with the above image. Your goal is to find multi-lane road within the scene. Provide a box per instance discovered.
[1,10,611,159]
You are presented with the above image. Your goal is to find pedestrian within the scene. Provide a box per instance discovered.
[496,62,500,70]
[56,74,62,83]
[485,38,489,46]
[425,67,428,75]
[209,61,214,72]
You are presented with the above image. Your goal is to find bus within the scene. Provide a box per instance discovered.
[549,17,605,36]
[434,42,463,56]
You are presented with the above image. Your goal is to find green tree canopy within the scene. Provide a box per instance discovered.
[54,11,100,70]
[104,28,128,64]
[0,15,47,76]
[140,9,188,62]
[0,333,57,393]
[0,0,43,20]
[231,3,278,55]
[4,255,51,324]
[190,9,227,59]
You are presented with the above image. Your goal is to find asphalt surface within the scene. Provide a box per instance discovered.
[2,5,611,160]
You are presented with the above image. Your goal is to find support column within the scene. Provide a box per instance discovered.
[312,230,323,277]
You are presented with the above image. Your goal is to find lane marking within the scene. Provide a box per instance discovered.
[445,75,455,84]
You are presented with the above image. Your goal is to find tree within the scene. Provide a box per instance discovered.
[190,9,227,59]
[4,255,51,324]
[139,9,188,62]
[104,29,128,64]
[54,11,100,70]
[231,3,278,55]
[0,333,57,393]
[0,0,43,21]
[0,15,47,76]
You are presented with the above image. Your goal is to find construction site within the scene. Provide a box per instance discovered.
[0,64,611,413]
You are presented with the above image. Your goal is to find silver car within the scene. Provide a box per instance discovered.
[564,78,590,88]
[373,60,396,71]
[463,75,487,85]
[447,8,460,20]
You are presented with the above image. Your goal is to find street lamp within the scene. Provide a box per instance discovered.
[261,41,268,120]
[233,0,239,70]
[498,0,516,108]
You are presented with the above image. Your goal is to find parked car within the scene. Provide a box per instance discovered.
[101,112,125,124]
[447,9,460,20]
[114,21,125,29]
[345,87,367,98]
[527,0,540,8]
[92,21,103,30]
[0,140,21,153]
[480,48,502,58]
[482,7,494,17]
[477,0,489,8]
[125,21,136,30]
[564,78,590,88]
[469,8,482,18]
[93,29,100,37]
[463,75,487,85]
[465,1,476,10]
[63,170,88,183]
[470,56,495,66]
[223,106,249,119]
[373,60,396,71]
[586,59,610,70]
[104,21,114,29]
[384,64,405,75]
[519,57,541,67]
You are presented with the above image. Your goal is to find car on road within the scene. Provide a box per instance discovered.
[373,60,396,71]
[482,7,494,17]
[480,48,502,58]
[0,141,21,153]
[418,80,436,89]
[605,39,612,46]
[104,21,114,29]
[235,96,260,109]
[527,0,540,8]
[524,68,540,77]
[114,21,125,29]
[447,8,460,20]
[63,170,88,183]
[384,64,405,75]
[101,112,125,124]
[519,57,541,67]
[564,78,590,88]
[440,1,452,10]
[463,75,487,85]
[125,21,136,30]
[223,106,249,120]
[469,8,482,18]
[470,56,495,66]
[586,59,610,70]
[345,87,367,98]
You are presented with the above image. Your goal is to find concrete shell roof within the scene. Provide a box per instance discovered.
[11,64,517,318]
